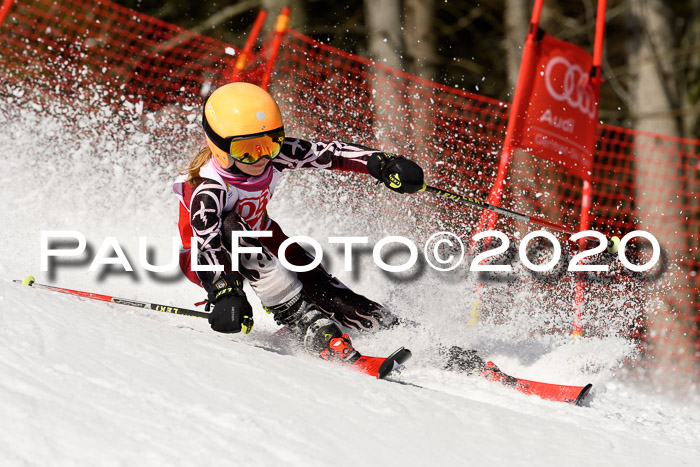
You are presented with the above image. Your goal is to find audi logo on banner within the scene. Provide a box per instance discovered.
[544,56,596,120]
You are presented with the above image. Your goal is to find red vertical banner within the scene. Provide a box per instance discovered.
[513,34,599,180]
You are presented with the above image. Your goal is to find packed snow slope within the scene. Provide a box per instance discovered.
[2,281,699,467]
[1,92,699,466]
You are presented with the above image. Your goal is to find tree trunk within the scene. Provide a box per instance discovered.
[404,0,436,81]
[627,0,695,379]
[403,0,436,168]
[503,0,530,94]
[365,0,403,69]
[679,2,700,138]
[628,0,681,136]
[364,0,404,149]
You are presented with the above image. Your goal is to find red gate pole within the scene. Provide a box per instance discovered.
[228,9,268,83]
[0,0,15,26]
[470,0,546,249]
[467,0,545,327]
[573,179,593,337]
[592,0,607,74]
[573,0,606,337]
[259,6,290,91]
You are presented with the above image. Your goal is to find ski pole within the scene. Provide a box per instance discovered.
[421,184,619,251]
[14,276,210,319]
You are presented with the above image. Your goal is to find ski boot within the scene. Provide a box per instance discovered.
[444,345,487,373]
[480,361,518,386]
[319,333,359,362]
[266,292,360,363]
[267,292,412,378]
[444,346,518,386]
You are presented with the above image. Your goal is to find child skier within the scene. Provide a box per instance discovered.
[173,82,425,362]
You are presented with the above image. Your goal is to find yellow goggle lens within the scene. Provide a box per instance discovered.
[228,128,285,165]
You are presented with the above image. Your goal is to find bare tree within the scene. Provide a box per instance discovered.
[403,0,437,164]
[678,1,700,138]
[627,0,694,377]
[404,0,436,81]
[364,0,404,149]
[627,0,681,136]
[503,0,530,93]
[502,0,537,225]
[365,0,403,69]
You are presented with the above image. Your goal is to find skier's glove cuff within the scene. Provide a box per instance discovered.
[205,273,254,334]
[206,273,245,301]
[367,153,425,194]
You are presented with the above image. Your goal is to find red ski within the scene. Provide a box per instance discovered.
[482,360,592,406]
[444,347,592,405]
[351,347,412,379]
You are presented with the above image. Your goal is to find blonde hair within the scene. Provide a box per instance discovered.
[184,147,213,187]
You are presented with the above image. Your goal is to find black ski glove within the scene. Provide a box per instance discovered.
[205,274,254,334]
[367,153,425,194]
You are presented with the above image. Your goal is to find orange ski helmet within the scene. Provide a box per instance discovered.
[202,82,285,169]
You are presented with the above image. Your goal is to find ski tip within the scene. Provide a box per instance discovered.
[21,275,36,286]
[574,383,594,406]
[377,347,412,379]
[391,347,412,365]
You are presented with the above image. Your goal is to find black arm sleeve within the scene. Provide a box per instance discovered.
[272,138,383,173]
[188,179,231,286]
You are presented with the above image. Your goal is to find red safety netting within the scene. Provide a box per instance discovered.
[1,0,697,384]
[0,0,264,109]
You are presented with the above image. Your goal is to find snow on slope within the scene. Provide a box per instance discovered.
[1,90,699,466]
[2,281,699,467]
[0,283,698,465]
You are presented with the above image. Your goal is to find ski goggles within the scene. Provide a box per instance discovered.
[202,110,285,166]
